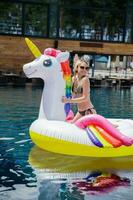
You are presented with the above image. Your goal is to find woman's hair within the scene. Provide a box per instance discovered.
[80,55,91,65]
[73,60,82,75]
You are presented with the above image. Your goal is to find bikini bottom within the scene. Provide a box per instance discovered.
[78,107,96,116]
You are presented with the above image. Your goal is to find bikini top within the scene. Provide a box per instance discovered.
[72,76,86,94]
[72,82,83,94]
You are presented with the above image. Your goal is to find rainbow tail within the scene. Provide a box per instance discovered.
[75,114,133,148]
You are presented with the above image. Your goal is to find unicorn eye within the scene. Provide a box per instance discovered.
[43,59,52,67]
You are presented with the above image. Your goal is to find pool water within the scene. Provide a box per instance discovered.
[0,86,133,200]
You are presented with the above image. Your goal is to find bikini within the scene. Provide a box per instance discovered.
[72,76,96,116]
[78,107,95,116]
[72,77,83,94]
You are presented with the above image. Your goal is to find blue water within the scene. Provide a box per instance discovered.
[0,86,133,200]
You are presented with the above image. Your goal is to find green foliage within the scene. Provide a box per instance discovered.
[25,4,47,35]
[0,0,132,41]
[0,2,21,20]
[59,0,129,38]
[59,0,127,9]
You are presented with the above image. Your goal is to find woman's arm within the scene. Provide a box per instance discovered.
[62,77,90,104]
[71,76,75,97]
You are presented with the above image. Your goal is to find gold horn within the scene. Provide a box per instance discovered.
[25,38,42,58]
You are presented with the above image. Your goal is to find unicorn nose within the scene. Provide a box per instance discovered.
[23,63,31,70]
[23,64,32,76]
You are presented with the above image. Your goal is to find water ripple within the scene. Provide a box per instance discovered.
[0,87,133,199]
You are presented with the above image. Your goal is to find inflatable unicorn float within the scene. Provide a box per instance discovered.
[23,38,133,157]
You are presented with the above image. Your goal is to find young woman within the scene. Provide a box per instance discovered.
[62,59,96,123]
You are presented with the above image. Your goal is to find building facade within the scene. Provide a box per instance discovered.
[0,0,133,43]
[0,0,133,74]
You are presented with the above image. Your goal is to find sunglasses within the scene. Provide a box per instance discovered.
[80,66,89,70]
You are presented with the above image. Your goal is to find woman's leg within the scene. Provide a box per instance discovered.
[70,112,82,123]
[90,108,97,114]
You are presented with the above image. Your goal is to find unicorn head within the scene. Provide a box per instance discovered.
[23,38,70,120]
[23,38,69,81]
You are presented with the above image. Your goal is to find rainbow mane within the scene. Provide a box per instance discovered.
[61,60,72,116]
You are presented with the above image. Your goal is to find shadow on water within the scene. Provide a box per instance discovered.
[27,145,133,198]
[29,146,133,172]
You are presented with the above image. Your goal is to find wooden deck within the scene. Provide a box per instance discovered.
[0,35,133,73]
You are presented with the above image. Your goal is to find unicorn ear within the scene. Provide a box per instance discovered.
[56,51,70,63]
[73,54,79,63]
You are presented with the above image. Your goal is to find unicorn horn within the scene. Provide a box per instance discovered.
[25,38,42,58]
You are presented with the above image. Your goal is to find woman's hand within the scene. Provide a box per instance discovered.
[61,96,70,103]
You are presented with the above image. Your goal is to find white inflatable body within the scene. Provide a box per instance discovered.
[29,118,133,157]
[23,39,133,157]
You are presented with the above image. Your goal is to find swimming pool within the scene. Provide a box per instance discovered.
[0,86,133,200]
